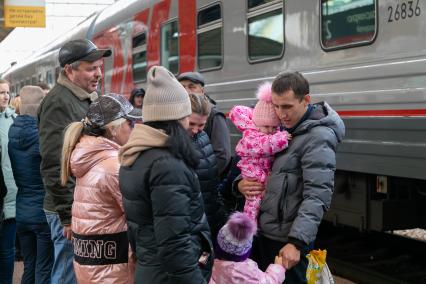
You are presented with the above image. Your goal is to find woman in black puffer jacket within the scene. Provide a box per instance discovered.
[119,66,212,284]
[187,93,227,239]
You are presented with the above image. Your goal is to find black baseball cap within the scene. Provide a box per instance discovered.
[177,72,205,87]
[59,39,111,67]
[131,88,145,97]
[86,93,142,128]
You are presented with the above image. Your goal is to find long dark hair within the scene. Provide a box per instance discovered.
[144,120,199,168]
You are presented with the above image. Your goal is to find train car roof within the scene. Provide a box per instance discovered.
[2,11,100,78]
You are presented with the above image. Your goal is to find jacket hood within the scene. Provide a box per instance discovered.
[294,102,345,142]
[119,124,169,166]
[70,136,119,178]
[0,107,17,119]
[8,115,39,151]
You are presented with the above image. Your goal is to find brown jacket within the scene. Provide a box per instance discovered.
[38,71,98,224]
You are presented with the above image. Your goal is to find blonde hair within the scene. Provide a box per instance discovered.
[60,118,127,185]
[0,79,10,85]
[60,121,84,186]
[189,93,211,116]
[10,96,21,115]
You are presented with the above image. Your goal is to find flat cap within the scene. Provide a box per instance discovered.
[87,93,142,128]
[59,39,111,67]
[177,72,205,86]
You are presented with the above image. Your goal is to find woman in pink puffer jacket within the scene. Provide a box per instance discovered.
[61,94,141,283]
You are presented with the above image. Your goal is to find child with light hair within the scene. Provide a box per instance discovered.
[10,96,21,115]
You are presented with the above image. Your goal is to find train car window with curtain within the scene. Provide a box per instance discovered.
[247,0,284,62]
[160,20,179,74]
[248,0,276,9]
[321,0,377,50]
[132,32,147,82]
[197,3,223,71]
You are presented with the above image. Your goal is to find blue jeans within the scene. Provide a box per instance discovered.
[44,211,76,284]
[0,218,16,284]
[17,222,54,284]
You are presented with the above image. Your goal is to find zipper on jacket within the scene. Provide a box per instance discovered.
[278,173,288,227]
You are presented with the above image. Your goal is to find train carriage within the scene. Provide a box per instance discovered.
[2,0,426,231]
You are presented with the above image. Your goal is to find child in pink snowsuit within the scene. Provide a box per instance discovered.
[210,212,285,284]
[229,82,290,223]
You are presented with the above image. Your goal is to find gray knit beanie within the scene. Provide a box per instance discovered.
[142,66,191,122]
[20,86,45,117]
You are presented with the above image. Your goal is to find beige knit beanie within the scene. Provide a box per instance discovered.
[19,86,45,117]
[142,66,191,122]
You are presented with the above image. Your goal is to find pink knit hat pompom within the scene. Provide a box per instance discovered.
[256,82,273,103]
[253,81,280,127]
[227,212,257,241]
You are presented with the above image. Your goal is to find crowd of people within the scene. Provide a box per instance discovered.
[0,39,344,284]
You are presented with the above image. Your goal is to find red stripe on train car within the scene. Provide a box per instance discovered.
[224,109,426,118]
[110,31,125,94]
[147,0,171,69]
[134,9,149,35]
[338,109,426,117]
[179,0,196,72]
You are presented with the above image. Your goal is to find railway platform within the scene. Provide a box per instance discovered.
[12,261,357,284]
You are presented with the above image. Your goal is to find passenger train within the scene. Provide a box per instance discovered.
[2,0,426,232]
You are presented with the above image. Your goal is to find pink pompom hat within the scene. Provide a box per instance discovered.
[253,82,280,127]
[215,212,257,262]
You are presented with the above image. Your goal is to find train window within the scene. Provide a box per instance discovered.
[133,51,147,82]
[132,32,147,82]
[160,20,179,74]
[198,4,221,26]
[46,70,53,85]
[248,0,276,9]
[132,32,146,48]
[247,1,284,62]
[197,3,223,71]
[321,0,377,50]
